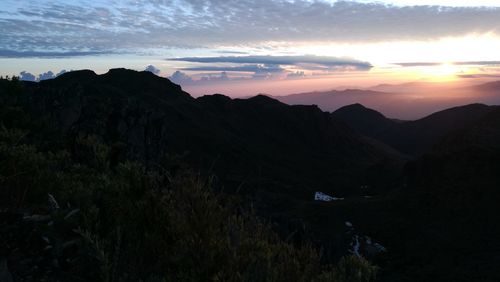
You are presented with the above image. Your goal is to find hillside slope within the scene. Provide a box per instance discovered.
[332,103,496,155]
[2,69,401,197]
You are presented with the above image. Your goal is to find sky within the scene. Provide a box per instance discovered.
[1,0,500,100]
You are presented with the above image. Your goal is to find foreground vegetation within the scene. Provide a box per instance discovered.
[0,77,377,281]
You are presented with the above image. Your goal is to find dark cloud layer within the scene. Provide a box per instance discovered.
[170,55,373,70]
[1,0,500,54]
[0,49,111,58]
[182,64,285,73]
[166,54,373,84]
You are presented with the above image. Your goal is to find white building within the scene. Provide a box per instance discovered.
[314,192,344,202]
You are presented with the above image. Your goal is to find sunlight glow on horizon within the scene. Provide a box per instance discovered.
[424,64,463,81]
[2,22,500,97]
[280,34,500,66]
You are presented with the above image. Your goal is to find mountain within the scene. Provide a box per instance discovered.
[328,103,500,281]
[0,69,406,278]
[437,107,500,151]
[369,81,462,93]
[331,103,399,140]
[332,103,496,156]
[3,69,500,281]
[471,80,500,93]
[3,69,401,198]
[382,107,500,281]
[274,89,392,113]
[276,81,500,120]
[1,70,387,282]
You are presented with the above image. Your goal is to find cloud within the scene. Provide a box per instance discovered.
[168,55,372,84]
[287,71,306,79]
[169,55,372,70]
[19,71,36,81]
[397,61,500,67]
[144,65,161,75]
[251,72,275,80]
[215,50,249,55]
[182,64,285,73]
[19,69,71,81]
[170,55,372,78]
[200,72,230,82]
[172,55,371,82]
[56,70,68,76]
[0,49,111,58]
[1,0,500,53]
[169,71,194,84]
[38,71,55,81]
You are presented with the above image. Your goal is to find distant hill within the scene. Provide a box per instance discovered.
[435,106,500,152]
[328,102,500,281]
[276,80,500,120]
[470,80,500,93]
[274,89,392,113]
[369,81,457,92]
[332,103,496,155]
[331,103,399,140]
[388,106,500,281]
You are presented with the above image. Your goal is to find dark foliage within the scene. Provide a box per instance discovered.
[2,70,500,281]
[0,75,378,281]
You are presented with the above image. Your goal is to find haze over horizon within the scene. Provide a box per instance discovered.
[1,0,500,117]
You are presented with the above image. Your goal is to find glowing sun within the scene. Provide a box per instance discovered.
[423,63,465,81]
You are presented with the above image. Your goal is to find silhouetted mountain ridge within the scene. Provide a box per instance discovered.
[388,105,500,281]
[333,102,496,155]
[275,89,390,113]
[7,69,398,198]
[4,69,500,281]
[331,103,398,140]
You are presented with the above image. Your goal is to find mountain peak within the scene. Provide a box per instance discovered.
[418,103,491,124]
[39,69,191,101]
[332,104,398,148]
[99,68,191,100]
[102,68,161,81]
[245,94,284,105]
[340,103,367,110]
[334,103,385,118]
[51,69,97,82]
[105,68,159,78]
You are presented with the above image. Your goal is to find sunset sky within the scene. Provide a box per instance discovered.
[1,0,500,97]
